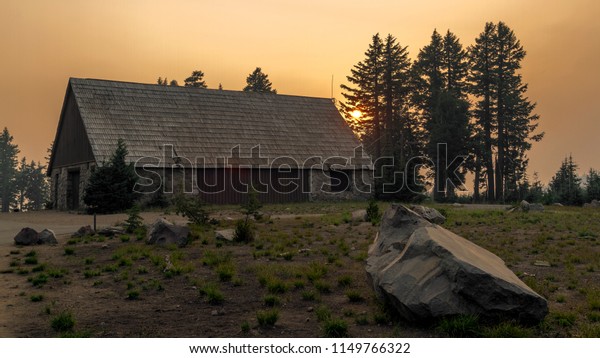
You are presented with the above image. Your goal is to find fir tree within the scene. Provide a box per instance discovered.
[169,79,179,86]
[83,139,139,213]
[585,168,600,202]
[243,67,276,93]
[548,155,583,205]
[184,70,207,88]
[341,34,422,200]
[0,127,19,212]
[414,29,470,201]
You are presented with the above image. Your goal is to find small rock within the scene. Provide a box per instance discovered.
[298,248,311,254]
[38,229,58,245]
[147,218,189,247]
[72,225,94,238]
[352,209,367,222]
[534,260,551,267]
[211,310,219,316]
[14,228,39,246]
[215,229,235,242]
[520,200,530,212]
[552,203,564,207]
[529,203,544,212]
[98,227,125,237]
[307,306,314,312]
[101,244,109,249]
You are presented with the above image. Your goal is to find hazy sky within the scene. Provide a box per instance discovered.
[1,0,598,184]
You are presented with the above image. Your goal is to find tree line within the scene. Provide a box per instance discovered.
[340,22,545,203]
[0,128,49,212]
[156,67,277,93]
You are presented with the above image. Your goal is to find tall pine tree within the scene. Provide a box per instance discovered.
[414,29,470,201]
[468,22,542,202]
[0,127,19,212]
[548,155,583,205]
[341,34,421,200]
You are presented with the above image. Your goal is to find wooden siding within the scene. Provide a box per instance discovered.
[50,88,95,170]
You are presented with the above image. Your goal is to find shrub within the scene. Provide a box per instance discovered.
[28,273,48,287]
[200,283,225,305]
[64,247,75,256]
[263,295,281,307]
[437,315,480,337]
[337,275,353,287]
[256,309,279,327]
[366,198,382,225]
[234,219,255,243]
[216,263,236,282]
[345,290,365,302]
[30,294,44,302]
[302,290,318,301]
[267,279,288,294]
[51,311,75,332]
[314,280,331,294]
[173,193,209,226]
[322,318,349,338]
[124,204,144,233]
[315,305,331,322]
[126,290,140,300]
[240,321,250,334]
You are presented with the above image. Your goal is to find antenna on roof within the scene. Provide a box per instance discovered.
[331,75,336,104]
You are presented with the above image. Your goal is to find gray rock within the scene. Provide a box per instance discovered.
[529,203,544,212]
[38,229,58,245]
[72,225,94,238]
[552,203,564,207]
[410,205,446,224]
[366,204,548,323]
[147,218,189,247]
[215,229,235,242]
[14,228,39,246]
[98,227,125,237]
[533,260,551,267]
[590,199,600,207]
[520,200,530,212]
[352,209,367,222]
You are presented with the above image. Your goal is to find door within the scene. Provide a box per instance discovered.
[67,170,80,210]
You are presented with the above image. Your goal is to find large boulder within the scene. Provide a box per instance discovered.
[14,228,40,246]
[215,229,235,242]
[366,204,548,323]
[520,200,530,212]
[38,229,58,245]
[410,205,445,224]
[147,218,189,247]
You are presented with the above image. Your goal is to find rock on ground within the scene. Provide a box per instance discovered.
[529,203,544,212]
[72,225,94,238]
[14,228,40,245]
[409,205,445,224]
[147,218,189,247]
[366,204,548,324]
[215,229,235,242]
[38,229,58,245]
[352,209,367,222]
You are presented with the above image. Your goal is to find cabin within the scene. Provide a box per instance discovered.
[48,78,373,210]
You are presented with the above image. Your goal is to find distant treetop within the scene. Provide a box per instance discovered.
[243,67,277,93]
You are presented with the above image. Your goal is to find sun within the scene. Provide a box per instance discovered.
[351,110,362,119]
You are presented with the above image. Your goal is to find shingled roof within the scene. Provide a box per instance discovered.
[58,78,368,169]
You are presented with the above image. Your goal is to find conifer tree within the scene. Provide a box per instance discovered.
[243,67,277,93]
[585,168,600,202]
[0,127,19,212]
[548,155,583,205]
[184,70,207,88]
[414,30,470,201]
[468,22,543,202]
[83,139,139,213]
[341,34,422,200]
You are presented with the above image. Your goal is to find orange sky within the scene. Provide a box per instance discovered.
[1,0,599,185]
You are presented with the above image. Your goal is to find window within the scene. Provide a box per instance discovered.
[330,170,352,192]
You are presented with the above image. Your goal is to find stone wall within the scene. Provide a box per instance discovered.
[309,169,373,201]
[51,162,94,211]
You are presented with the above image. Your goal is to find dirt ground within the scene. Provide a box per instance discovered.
[1,206,433,338]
